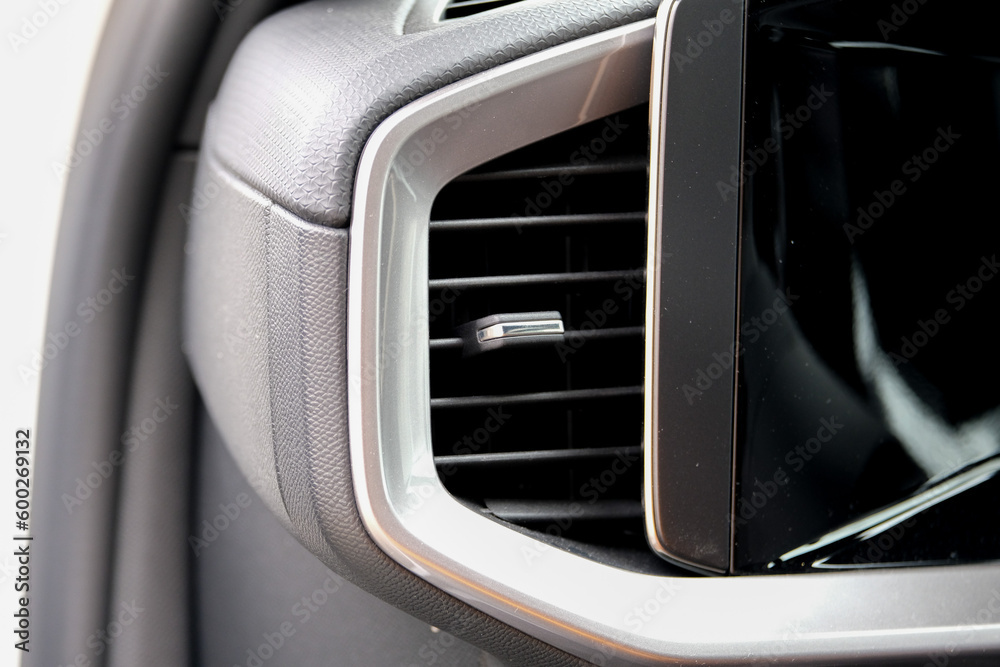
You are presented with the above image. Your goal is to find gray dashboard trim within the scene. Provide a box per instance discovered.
[349,14,1000,667]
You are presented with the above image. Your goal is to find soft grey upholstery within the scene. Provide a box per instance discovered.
[195,412,499,666]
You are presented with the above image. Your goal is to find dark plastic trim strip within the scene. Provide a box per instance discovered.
[643,0,745,575]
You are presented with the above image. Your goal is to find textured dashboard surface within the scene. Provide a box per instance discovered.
[187,0,659,663]
[211,0,659,227]
[187,145,592,666]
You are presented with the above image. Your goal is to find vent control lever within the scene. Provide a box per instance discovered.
[456,312,564,355]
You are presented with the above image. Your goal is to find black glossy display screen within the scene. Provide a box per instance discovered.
[736,0,1000,572]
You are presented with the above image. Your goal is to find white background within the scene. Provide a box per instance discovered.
[0,0,114,664]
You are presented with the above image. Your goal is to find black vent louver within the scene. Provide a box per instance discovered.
[441,0,525,20]
[428,104,656,567]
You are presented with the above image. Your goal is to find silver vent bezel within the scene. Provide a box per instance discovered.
[348,16,1000,665]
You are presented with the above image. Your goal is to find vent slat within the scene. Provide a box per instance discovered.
[427,104,650,565]
[429,269,643,291]
[566,326,644,341]
[485,499,643,523]
[456,158,647,182]
[429,326,643,352]
[442,0,523,19]
[435,445,641,468]
[429,211,646,231]
[430,386,641,409]
[429,337,464,350]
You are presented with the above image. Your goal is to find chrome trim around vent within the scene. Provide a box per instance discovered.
[348,15,1000,666]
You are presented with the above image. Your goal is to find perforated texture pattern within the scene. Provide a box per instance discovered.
[188,0,658,663]
[187,152,595,666]
[211,0,659,227]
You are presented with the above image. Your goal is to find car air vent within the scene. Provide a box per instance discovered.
[428,104,661,569]
[441,0,526,20]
